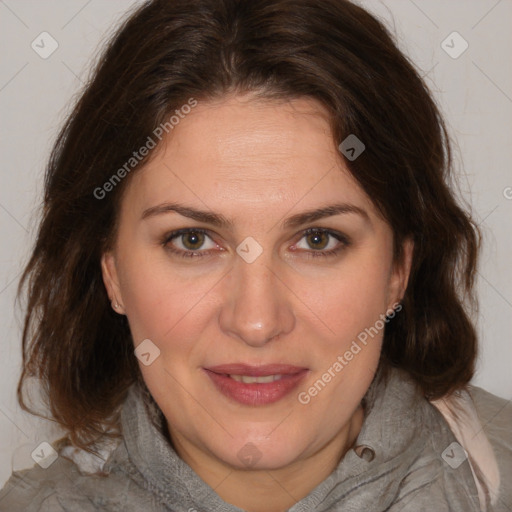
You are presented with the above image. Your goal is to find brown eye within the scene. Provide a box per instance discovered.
[163,228,218,258]
[294,228,350,258]
[181,231,205,250]
[305,230,329,250]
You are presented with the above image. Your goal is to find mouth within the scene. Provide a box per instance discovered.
[203,364,309,406]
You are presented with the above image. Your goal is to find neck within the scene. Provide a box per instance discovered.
[169,404,364,512]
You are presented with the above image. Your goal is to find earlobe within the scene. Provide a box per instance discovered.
[101,252,125,314]
[390,237,414,305]
[400,237,414,297]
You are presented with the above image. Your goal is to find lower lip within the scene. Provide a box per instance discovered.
[204,369,309,406]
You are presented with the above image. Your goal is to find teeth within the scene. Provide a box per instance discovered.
[230,374,283,384]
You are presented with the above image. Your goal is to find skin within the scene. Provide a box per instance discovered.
[102,94,413,512]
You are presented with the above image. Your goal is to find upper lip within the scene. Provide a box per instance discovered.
[205,364,308,376]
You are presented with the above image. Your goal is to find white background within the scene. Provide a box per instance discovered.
[0,0,511,488]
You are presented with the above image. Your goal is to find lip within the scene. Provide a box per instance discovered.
[206,363,307,376]
[204,364,309,406]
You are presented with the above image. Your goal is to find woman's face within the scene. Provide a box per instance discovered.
[102,94,411,471]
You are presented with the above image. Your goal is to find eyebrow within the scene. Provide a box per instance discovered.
[283,203,369,229]
[141,202,233,227]
[141,201,369,229]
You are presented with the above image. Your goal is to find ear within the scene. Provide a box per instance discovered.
[388,237,414,308]
[101,251,125,314]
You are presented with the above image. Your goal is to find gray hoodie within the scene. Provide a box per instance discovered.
[0,367,510,511]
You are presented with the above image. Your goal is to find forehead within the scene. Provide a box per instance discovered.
[121,94,376,221]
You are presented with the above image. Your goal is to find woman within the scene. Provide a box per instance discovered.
[0,0,510,510]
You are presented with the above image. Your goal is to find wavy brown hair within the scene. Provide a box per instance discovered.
[18,0,480,450]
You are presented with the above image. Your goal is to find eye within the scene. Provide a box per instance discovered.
[163,228,218,258]
[293,228,349,257]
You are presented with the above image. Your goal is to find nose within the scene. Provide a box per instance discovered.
[218,255,295,347]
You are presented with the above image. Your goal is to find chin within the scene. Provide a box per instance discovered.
[209,430,309,471]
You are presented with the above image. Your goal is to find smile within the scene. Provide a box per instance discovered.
[229,374,283,383]
[203,364,309,406]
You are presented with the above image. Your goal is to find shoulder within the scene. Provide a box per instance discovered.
[0,446,138,512]
[468,385,512,435]
[468,385,512,466]
[431,384,512,512]
[469,386,512,511]
[0,455,83,512]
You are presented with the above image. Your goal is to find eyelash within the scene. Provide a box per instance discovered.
[161,227,350,259]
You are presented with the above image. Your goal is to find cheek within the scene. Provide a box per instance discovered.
[303,256,392,344]
[295,262,390,428]
[116,248,217,346]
